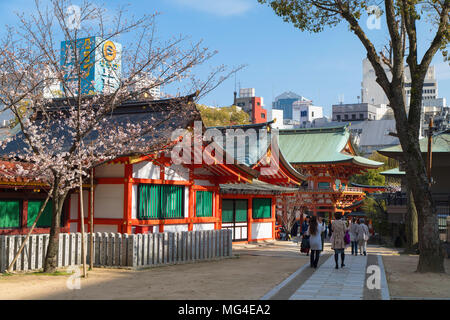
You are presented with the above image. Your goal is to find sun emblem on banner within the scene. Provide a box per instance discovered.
[103,41,117,62]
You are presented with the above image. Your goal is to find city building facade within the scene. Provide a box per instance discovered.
[332,102,388,122]
[235,88,267,124]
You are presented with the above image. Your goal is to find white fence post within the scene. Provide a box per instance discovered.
[0,236,6,273]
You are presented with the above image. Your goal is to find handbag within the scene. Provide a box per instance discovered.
[344,230,350,245]
[301,235,310,249]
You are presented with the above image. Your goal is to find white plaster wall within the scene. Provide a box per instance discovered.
[193,223,215,231]
[194,179,214,186]
[151,226,159,233]
[70,194,78,219]
[95,163,124,178]
[94,185,124,219]
[69,192,88,218]
[131,185,138,219]
[163,224,189,233]
[94,224,118,233]
[82,190,88,218]
[132,161,160,179]
[184,187,189,218]
[251,222,273,240]
[165,164,189,181]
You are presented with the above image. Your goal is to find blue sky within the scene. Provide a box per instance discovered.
[0,0,449,117]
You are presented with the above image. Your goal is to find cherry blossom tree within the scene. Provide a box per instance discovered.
[0,0,235,273]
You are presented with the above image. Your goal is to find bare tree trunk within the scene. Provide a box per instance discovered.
[43,186,64,273]
[405,186,418,253]
[79,170,87,278]
[389,84,444,273]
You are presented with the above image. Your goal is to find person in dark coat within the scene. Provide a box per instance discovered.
[291,220,300,238]
[300,216,311,256]
[300,216,310,236]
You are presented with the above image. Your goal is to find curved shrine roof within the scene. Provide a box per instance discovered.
[277,126,383,168]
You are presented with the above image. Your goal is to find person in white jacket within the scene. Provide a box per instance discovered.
[349,218,359,256]
[357,218,370,256]
[306,216,325,268]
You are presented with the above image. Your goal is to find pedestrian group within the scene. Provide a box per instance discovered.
[298,214,370,270]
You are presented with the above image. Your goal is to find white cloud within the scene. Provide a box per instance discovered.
[170,0,253,16]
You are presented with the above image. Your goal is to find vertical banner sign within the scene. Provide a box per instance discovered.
[60,36,122,95]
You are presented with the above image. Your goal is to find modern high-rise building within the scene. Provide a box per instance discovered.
[361,58,438,108]
[272,91,303,120]
[235,88,267,124]
[272,91,323,124]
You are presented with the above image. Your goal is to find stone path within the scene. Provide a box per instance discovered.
[289,254,368,300]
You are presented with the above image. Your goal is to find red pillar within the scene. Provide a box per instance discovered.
[214,192,221,230]
[123,164,133,234]
[247,197,253,242]
[271,196,276,240]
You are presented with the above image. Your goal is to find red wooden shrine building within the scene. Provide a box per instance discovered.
[0,96,306,242]
[277,126,383,221]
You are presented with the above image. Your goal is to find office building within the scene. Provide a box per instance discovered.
[235,88,267,124]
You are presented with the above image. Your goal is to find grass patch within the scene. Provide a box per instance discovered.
[1,270,73,277]
[1,272,14,277]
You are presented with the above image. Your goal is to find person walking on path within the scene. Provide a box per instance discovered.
[327,220,333,239]
[300,216,311,256]
[300,216,310,236]
[349,218,359,256]
[357,218,370,256]
[306,216,325,268]
[331,212,349,269]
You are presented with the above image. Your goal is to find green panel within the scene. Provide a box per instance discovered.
[252,198,271,219]
[222,199,234,223]
[318,182,330,189]
[27,200,53,228]
[139,184,160,219]
[161,185,184,218]
[139,184,184,219]
[196,191,213,217]
[0,200,20,228]
[235,200,248,222]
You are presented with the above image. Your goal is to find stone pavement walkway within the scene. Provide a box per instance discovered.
[289,254,368,300]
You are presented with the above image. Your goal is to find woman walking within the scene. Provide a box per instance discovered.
[357,218,370,256]
[306,216,325,268]
[331,212,349,269]
[349,218,359,256]
[300,216,310,256]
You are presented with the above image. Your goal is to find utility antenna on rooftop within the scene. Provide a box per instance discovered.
[233,72,237,105]
[338,94,344,104]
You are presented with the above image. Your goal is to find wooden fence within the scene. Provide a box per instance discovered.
[0,229,233,273]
